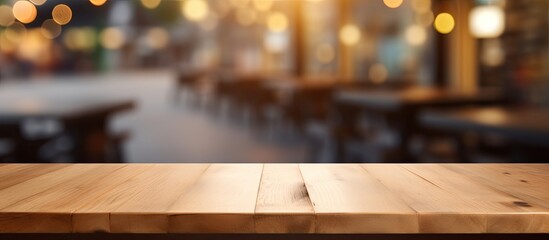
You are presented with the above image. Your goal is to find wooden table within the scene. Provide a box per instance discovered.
[334,87,503,162]
[421,107,549,145]
[0,97,134,162]
[0,163,547,236]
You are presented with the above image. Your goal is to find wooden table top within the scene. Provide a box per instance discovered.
[0,164,547,234]
[421,107,549,145]
[0,97,134,123]
[336,87,503,110]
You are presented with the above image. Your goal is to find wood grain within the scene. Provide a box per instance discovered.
[300,164,418,233]
[168,164,263,233]
[254,164,315,233]
[0,164,547,234]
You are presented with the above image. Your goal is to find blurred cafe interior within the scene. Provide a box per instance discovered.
[0,0,547,164]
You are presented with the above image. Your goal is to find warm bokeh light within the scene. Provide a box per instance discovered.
[315,43,335,63]
[52,4,72,25]
[100,27,126,50]
[145,27,170,50]
[17,29,52,64]
[383,0,403,9]
[266,12,288,32]
[469,6,505,38]
[369,63,388,83]
[416,11,434,26]
[29,0,47,6]
[182,0,210,22]
[90,0,108,7]
[0,5,15,27]
[40,19,62,39]
[4,22,26,44]
[141,0,161,9]
[405,25,427,46]
[264,31,288,53]
[339,24,361,46]
[434,13,455,34]
[252,0,273,12]
[63,27,97,51]
[12,1,37,24]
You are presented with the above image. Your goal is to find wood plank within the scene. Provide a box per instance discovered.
[254,164,315,233]
[403,164,549,233]
[71,164,169,233]
[109,164,209,233]
[362,164,486,233]
[0,164,114,233]
[300,164,417,233]
[168,164,263,233]
[0,164,69,191]
[446,165,549,210]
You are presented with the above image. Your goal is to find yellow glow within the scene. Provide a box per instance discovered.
[146,27,170,49]
[0,31,17,53]
[30,0,47,6]
[12,1,37,24]
[90,0,108,7]
[183,0,209,22]
[266,12,288,32]
[40,19,62,39]
[100,27,126,50]
[252,0,273,12]
[369,64,388,83]
[339,24,361,46]
[383,0,403,9]
[52,4,72,25]
[405,25,427,46]
[0,5,15,27]
[236,8,257,26]
[315,43,335,63]
[469,6,505,38]
[141,0,161,9]
[434,13,455,34]
[63,27,96,51]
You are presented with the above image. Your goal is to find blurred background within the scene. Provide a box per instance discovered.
[0,0,547,163]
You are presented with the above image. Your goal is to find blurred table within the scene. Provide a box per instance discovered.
[421,107,549,162]
[421,107,549,144]
[335,87,504,162]
[0,163,547,236]
[0,97,134,163]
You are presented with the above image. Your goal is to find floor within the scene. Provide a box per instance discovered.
[0,70,308,163]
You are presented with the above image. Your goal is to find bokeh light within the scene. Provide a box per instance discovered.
[12,1,37,24]
[29,0,47,6]
[383,0,403,9]
[145,27,170,50]
[266,12,288,32]
[141,0,161,9]
[182,0,210,22]
[469,6,505,38]
[0,5,15,27]
[100,27,126,50]
[90,0,108,7]
[63,27,97,51]
[405,25,427,46]
[236,8,257,26]
[434,13,455,34]
[52,4,72,25]
[252,0,273,12]
[339,24,361,46]
[40,19,62,39]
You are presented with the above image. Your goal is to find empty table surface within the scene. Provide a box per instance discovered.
[421,107,549,145]
[336,87,503,110]
[0,164,548,234]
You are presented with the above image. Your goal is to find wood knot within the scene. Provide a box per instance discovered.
[513,201,532,207]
